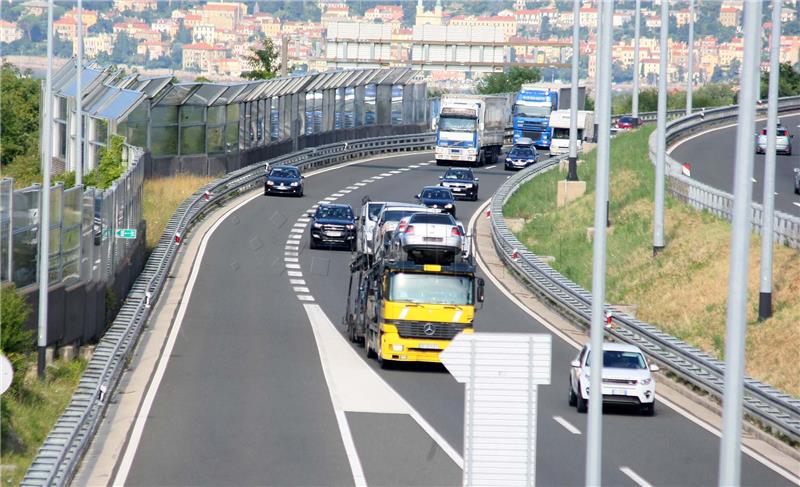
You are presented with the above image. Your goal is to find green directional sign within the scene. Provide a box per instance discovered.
[115,228,137,239]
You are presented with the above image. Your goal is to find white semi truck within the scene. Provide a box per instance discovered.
[435,94,509,166]
[548,109,595,156]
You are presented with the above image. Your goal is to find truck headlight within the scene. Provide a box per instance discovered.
[392,344,403,352]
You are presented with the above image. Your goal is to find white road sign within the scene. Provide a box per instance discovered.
[441,332,552,487]
[0,354,13,394]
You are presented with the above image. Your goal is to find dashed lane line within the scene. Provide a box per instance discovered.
[619,467,653,487]
[553,416,581,435]
[289,279,306,285]
[486,165,497,169]
[287,271,303,277]
[298,295,315,302]
[293,287,310,293]
[285,263,301,269]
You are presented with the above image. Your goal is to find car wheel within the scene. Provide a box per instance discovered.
[310,237,318,249]
[576,391,588,413]
[642,402,655,416]
[795,186,800,195]
[472,192,479,201]
[349,240,357,252]
[568,380,577,407]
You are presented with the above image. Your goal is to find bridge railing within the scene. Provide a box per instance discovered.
[649,96,800,248]
[488,155,800,449]
[20,132,436,487]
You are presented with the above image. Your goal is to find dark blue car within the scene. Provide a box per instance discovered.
[439,167,479,201]
[505,146,538,171]
[416,186,456,216]
[309,203,357,250]
[265,165,304,197]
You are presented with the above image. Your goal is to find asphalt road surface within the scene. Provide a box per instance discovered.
[122,151,794,486]
[670,112,800,217]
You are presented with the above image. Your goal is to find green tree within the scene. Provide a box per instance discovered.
[0,64,40,166]
[111,32,136,63]
[242,38,281,80]
[760,62,800,99]
[84,135,125,189]
[477,66,542,95]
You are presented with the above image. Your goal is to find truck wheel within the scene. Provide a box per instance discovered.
[365,330,376,358]
[436,159,443,166]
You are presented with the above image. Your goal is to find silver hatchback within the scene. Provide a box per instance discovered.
[391,212,463,264]
[756,125,792,155]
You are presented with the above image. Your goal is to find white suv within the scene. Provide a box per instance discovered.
[569,342,659,416]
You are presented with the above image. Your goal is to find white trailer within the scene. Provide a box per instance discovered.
[435,94,509,166]
[548,109,594,156]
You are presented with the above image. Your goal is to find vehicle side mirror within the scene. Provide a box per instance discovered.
[301,175,305,179]
[415,194,421,200]
[438,176,443,180]
[477,277,485,303]
[649,363,660,372]
[307,212,314,218]
[475,178,479,181]
[571,359,581,368]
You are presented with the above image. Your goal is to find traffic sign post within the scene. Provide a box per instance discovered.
[441,333,551,487]
[114,228,137,239]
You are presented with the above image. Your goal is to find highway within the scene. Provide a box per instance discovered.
[670,112,800,217]
[117,151,794,486]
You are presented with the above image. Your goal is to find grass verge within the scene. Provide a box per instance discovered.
[1,359,87,486]
[143,174,215,253]
[505,125,800,397]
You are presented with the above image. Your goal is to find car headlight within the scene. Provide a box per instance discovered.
[313,223,322,228]
[346,224,355,230]
[464,183,473,188]
[290,182,299,187]
[445,203,453,209]
[639,378,652,385]
[266,180,275,186]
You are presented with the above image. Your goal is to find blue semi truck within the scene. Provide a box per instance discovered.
[512,83,586,149]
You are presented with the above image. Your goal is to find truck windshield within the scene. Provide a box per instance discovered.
[389,273,474,305]
[439,116,477,132]
[514,104,551,118]
[552,127,582,139]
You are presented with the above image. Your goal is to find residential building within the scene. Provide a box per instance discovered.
[114,0,157,13]
[22,0,48,17]
[152,19,179,39]
[364,5,404,26]
[193,23,216,43]
[579,7,598,29]
[719,7,740,28]
[182,42,228,71]
[0,20,23,43]
[321,4,350,28]
[137,41,169,60]
[198,2,247,31]
[449,15,518,40]
[779,36,800,65]
[82,33,114,57]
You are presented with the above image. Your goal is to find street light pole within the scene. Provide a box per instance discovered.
[719,1,761,484]
[37,0,55,379]
[653,0,669,256]
[758,0,782,320]
[585,1,613,485]
[567,0,580,182]
[632,0,641,123]
[686,0,695,116]
[75,0,84,186]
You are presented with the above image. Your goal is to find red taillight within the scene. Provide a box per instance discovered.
[405,225,414,235]
[451,226,462,236]
[397,222,407,232]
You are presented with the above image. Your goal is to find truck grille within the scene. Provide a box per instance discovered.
[392,321,467,340]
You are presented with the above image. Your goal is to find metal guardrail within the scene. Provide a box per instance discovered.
[21,132,436,487]
[489,156,800,445]
[652,96,800,249]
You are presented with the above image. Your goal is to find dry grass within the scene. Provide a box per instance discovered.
[505,126,800,397]
[143,174,215,252]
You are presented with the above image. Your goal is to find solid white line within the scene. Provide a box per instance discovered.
[553,416,581,435]
[285,263,301,269]
[293,286,310,293]
[793,202,800,208]
[298,295,315,302]
[334,409,368,487]
[486,165,497,169]
[287,271,303,277]
[390,170,402,174]
[289,279,306,285]
[620,467,653,487]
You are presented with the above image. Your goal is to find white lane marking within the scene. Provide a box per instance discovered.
[380,172,393,177]
[409,164,420,168]
[355,182,367,186]
[324,196,338,201]
[285,252,299,257]
[290,228,304,234]
[399,167,411,171]
[332,193,344,197]
[390,170,402,174]
[340,189,352,194]
[286,263,301,269]
[298,295,315,302]
[752,177,758,183]
[334,408,368,487]
[303,304,463,469]
[293,286,310,293]
[294,222,307,227]
[486,165,497,169]
[287,271,303,277]
[553,416,581,435]
[346,185,359,190]
[288,234,302,240]
[469,200,800,484]
[794,202,800,208]
[371,176,384,180]
[420,162,432,165]
[620,467,653,487]
[311,204,319,209]
[668,112,783,154]
[284,257,299,263]
[298,217,311,223]
[285,246,299,251]
[289,279,306,285]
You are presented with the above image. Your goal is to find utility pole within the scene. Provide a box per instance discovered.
[585,1,613,485]
[632,0,641,124]
[567,0,580,182]
[719,1,761,485]
[75,0,84,186]
[37,0,54,379]
[758,0,782,320]
[653,0,668,256]
[686,0,695,116]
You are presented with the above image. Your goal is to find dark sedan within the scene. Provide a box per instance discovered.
[439,167,479,201]
[504,147,538,171]
[416,186,456,216]
[309,203,357,250]
[265,165,304,197]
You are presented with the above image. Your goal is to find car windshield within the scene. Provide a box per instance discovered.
[510,148,535,159]
[586,350,647,369]
[270,167,298,178]
[409,213,455,225]
[389,273,474,305]
[382,210,419,225]
[421,188,452,200]
[316,206,353,220]
[444,169,472,180]
[367,203,384,221]
[439,116,476,132]
[514,104,551,118]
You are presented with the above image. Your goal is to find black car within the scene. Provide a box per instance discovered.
[505,146,538,171]
[309,203,357,250]
[416,186,456,216]
[439,167,479,201]
[265,165,304,196]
